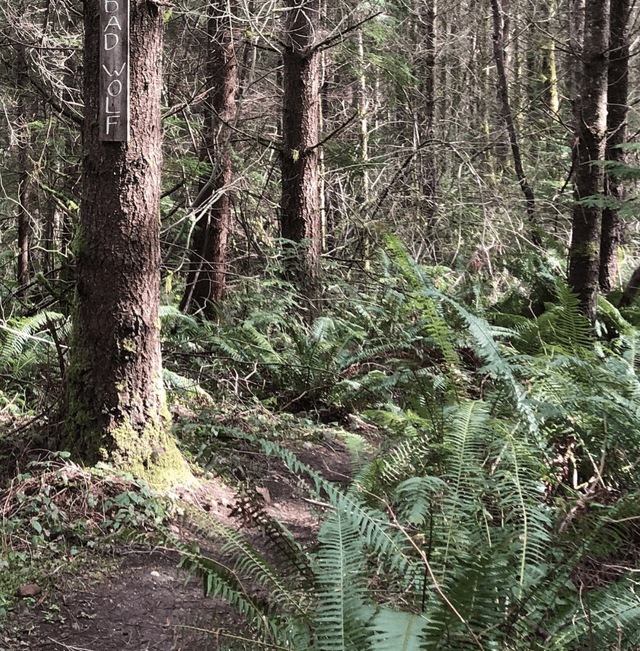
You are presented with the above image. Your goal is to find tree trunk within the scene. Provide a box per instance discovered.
[64,0,189,483]
[542,0,560,115]
[280,0,321,303]
[490,0,537,239]
[599,0,629,293]
[569,0,586,132]
[16,45,30,299]
[180,0,237,318]
[355,28,370,204]
[567,0,609,322]
[416,0,438,256]
[619,265,640,307]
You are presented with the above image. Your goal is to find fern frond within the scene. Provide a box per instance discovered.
[159,304,200,335]
[315,509,371,651]
[536,279,593,356]
[174,538,278,636]
[256,438,419,585]
[163,368,213,403]
[421,550,508,651]
[542,577,640,650]
[172,507,311,621]
[310,316,337,343]
[384,236,537,438]
[369,608,427,651]
[437,295,539,439]
[440,401,491,573]
[0,311,68,372]
[393,475,448,527]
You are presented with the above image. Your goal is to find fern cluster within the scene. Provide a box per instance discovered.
[4,236,640,649]
[171,413,640,650]
[167,240,640,650]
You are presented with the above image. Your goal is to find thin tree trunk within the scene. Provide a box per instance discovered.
[419,0,437,253]
[567,0,610,322]
[542,0,560,115]
[356,28,370,204]
[490,0,537,238]
[599,0,629,293]
[64,0,189,482]
[180,0,237,318]
[569,0,586,132]
[280,0,321,304]
[319,48,327,251]
[16,45,30,298]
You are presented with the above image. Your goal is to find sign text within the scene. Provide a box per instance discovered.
[99,0,129,141]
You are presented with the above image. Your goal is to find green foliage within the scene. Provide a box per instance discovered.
[0,311,69,377]
[174,410,640,651]
[7,232,640,649]
[0,455,171,617]
[315,510,371,651]
[168,504,314,649]
[166,242,640,650]
[535,279,593,356]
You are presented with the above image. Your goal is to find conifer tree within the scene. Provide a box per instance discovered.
[63,0,189,483]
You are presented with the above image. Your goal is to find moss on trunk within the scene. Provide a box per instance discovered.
[62,0,192,487]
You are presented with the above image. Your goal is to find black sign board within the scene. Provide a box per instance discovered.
[99,0,129,141]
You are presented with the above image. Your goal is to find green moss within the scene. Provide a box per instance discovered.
[103,367,190,486]
[63,338,190,486]
[571,240,600,262]
[69,223,85,257]
[62,280,191,486]
[108,415,192,487]
[120,338,137,354]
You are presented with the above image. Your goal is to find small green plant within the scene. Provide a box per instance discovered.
[0,454,172,617]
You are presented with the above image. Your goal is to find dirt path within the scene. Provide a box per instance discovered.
[1,440,353,651]
[7,549,226,651]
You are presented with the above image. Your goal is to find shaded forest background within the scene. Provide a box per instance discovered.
[5,0,633,311]
[4,0,640,649]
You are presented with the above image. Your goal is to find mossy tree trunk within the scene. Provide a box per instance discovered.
[63,0,189,484]
[567,0,609,322]
[180,0,237,318]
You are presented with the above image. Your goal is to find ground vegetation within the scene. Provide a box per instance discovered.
[2,0,640,648]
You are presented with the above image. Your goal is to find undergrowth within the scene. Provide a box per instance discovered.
[0,452,171,618]
[157,240,640,651]
[3,240,640,649]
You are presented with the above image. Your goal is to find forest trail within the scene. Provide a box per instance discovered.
[1,440,353,651]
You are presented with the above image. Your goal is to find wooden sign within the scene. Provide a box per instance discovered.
[99,0,129,141]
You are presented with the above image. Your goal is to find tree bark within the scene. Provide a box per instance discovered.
[567,0,609,322]
[541,0,560,115]
[599,0,629,293]
[490,0,537,239]
[180,0,237,318]
[416,0,438,254]
[280,0,321,303]
[355,28,370,204]
[619,265,640,307]
[16,45,30,299]
[569,0,586,132]
[64,0,189,483]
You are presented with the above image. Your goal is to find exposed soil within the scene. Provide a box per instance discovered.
[1,439,354,651]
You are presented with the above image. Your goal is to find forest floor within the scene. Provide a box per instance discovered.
[0,433,355,651]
